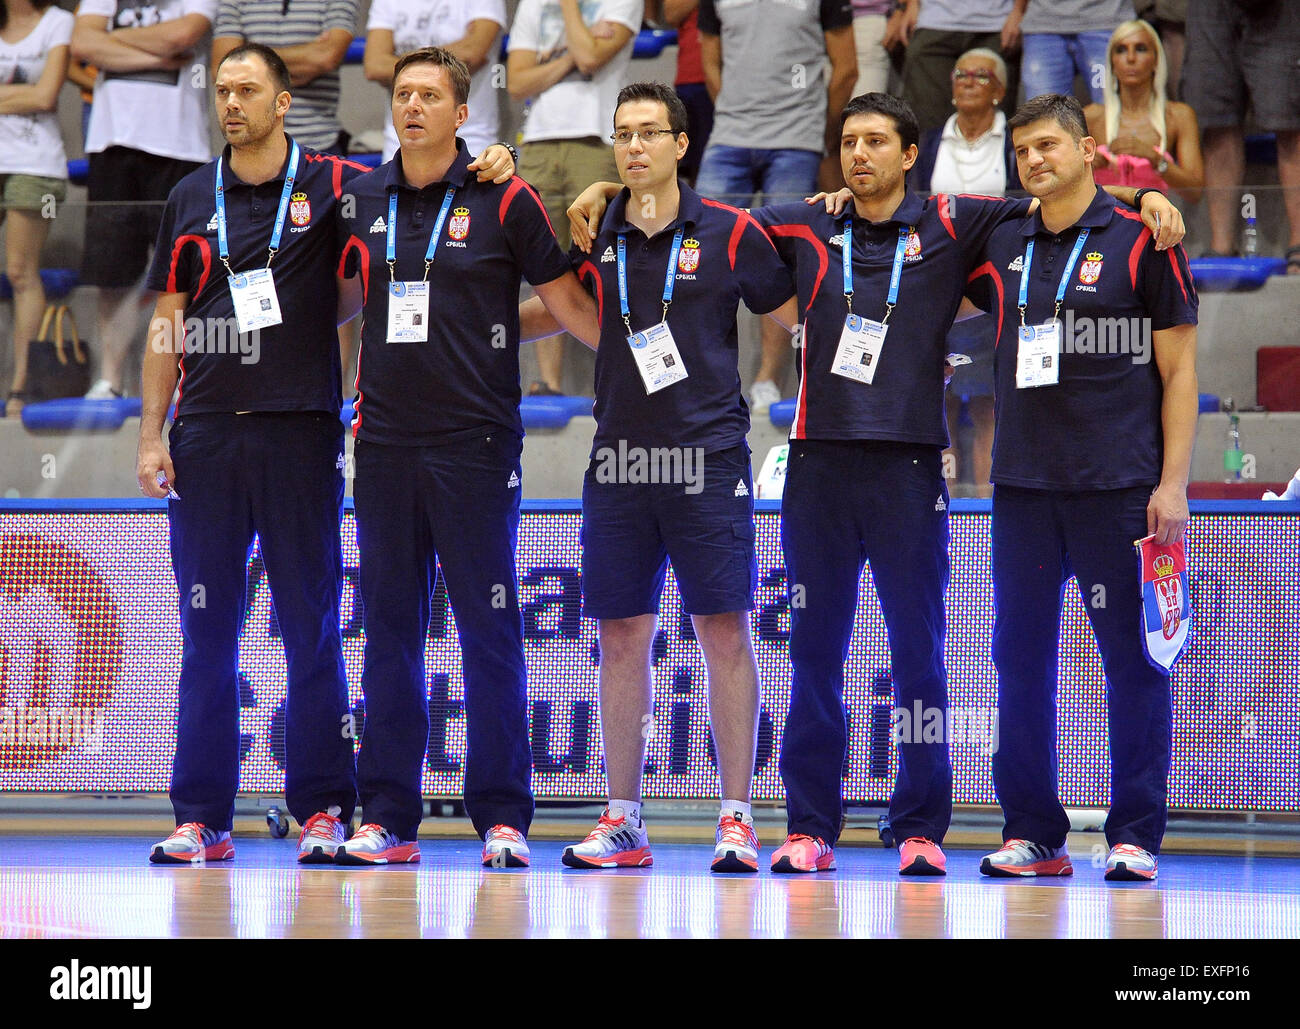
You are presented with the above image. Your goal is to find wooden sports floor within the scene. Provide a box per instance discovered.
[2,833,1297,939]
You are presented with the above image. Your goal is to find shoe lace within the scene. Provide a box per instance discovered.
[1112,844,1149,858]
[903,837,937,847]
[173,822,209,844]
[584,810,627,842]
[487,825,524,844]
[301,812,341,841]
[354,823,394,846]
[784,833,826,850]
[718,816,757,847]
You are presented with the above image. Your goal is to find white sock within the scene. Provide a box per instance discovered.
[608,799,641,824]
[721,800,752,823]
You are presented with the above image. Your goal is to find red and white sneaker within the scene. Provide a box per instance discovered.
[334,823,420,865]
[898,836,947,876]
[980,839,1073,878]
[711,813,761,873]
[297,811,346,864]
[149,822,234,865]
[770,834,835,873]
[482,825,530,868]
[1105,843,1157,881]
[562,809,652,868]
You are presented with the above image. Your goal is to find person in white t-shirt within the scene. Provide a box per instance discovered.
[364,0,505,161]
[506,0,640,396]
[0,0,72,416]
[71,0,218,400]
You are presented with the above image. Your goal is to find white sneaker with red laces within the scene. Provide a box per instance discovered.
[149,822,234,865]
[482,825,530,867]
[1105,843,1157,881]
[711,813,760,873]
[297,810,346,864]
[334,823,420,865]
[562,809,652,868]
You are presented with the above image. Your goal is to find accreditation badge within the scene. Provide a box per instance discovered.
[1134,533,1191,672]
[228,267,283,334]
[386,281,430,343]
[626,321,689,394]
[830,313,887,385]
[1015,320,1061,389]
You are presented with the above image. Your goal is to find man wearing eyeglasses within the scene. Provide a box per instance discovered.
[524,81,797,872]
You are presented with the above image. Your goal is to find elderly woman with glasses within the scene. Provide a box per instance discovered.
[1085,18,1203,203]
[912,48,1017,498]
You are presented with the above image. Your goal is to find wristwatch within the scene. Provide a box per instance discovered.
[1133,187,1165,208]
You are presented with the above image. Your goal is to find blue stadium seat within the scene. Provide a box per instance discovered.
[0,268,79,300]
[20,396,140,432]
[67,158,88,185]
[346,38,366,64]
[341,400,354,424]
[1198,393,1221,414]
[768,398,796,429]
[1189,256,1286,292]
[348,152,384,168]
[521,394,592,428]
[632,29,677,58]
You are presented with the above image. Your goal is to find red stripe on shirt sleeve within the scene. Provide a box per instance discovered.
[1166,246,1190,305]
[338,235,370,302]
[768,223,828,308]
[966,261,1005,347]
[1128,227,1152,290]
[499,176,556,235]
[937,193,957,240]
[576,260,603,324]
[700,196,773,270]
[167,234,212,298]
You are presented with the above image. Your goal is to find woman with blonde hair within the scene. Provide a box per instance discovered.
[1085,18,1203,203]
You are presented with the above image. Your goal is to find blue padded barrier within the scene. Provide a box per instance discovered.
[520,394,592,428]
[1189,256,1286,291]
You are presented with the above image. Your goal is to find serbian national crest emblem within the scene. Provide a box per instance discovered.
[904,229,923,258]
[448,206,471,240]
[1078,250,1103,284]
[1135,534,1191,671]
[678,237,701,273]
[289,192,311,226]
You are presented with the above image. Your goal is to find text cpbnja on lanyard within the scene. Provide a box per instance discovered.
[385,185,457,343]
[214,140,300,335]
[618,227,689,395]
[1014,227,1089,389]
[830,219,910,386]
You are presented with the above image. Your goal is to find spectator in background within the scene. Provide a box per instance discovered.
[506,0,640,397]
[72,0,217,401]
[852,0,893,95]
[1182,0,1300,271]
[1007,0,1133,104]
[212,0,358,155]
[888,0,1020,136]
[364,0,505,163]
[1086,18,1202,203]
[663,0,709,183]
[65,57,94,143]
[912,48,1017,497]
[1135,0,1185,100]
[696,0,856,414]
[0,0,72,417]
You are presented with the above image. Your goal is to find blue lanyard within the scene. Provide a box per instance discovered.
[617,226,684,333]
[1018,228,1090,324]
[843,219,910,323]
[386,185,456,281]
[214,140,300,273]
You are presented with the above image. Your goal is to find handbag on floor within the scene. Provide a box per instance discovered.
[25,304,91,402]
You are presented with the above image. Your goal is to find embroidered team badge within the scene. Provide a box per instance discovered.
[678,237,701,273]
[289,192,311,226]
[448,206,471,240]
[904,229,923,258]
[1078,251,1104,285]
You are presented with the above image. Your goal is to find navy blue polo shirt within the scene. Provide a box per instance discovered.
[752,192,1030,445]
[966,187,1198,491]
[337,141,571,445]
[145,139,369,416]
[574,182,794,454]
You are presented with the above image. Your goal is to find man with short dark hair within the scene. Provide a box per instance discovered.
[333,46,599,868]
[525,81,797,872]
[969,93,1197,882]
[137,41,367,865]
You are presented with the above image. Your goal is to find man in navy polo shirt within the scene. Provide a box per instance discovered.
[969,94,1197,883]
[524,81,796,873]
[333,46,599,868]
[136,43,515,867]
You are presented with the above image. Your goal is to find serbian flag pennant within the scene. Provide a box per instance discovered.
[1134,533,1191,672]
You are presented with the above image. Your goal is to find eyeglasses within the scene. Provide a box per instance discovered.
[951,69,995,85]
[610,128,676,147]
